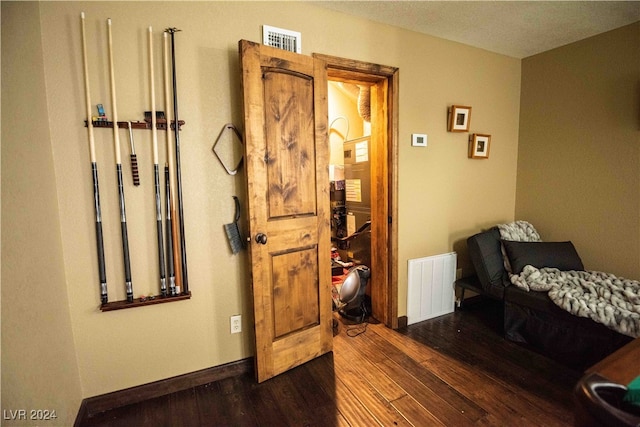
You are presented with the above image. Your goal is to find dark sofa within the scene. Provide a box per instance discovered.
[456,227,632,368]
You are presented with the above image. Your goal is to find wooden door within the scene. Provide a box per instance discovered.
[239,40,332,383]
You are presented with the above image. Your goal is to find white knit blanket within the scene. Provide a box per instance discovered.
[497,220,541,242]
[510,265,640,338]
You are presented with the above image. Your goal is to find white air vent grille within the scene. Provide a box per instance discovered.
[263,25,301,53]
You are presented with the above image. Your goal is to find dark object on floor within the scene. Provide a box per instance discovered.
[333,265,370,323]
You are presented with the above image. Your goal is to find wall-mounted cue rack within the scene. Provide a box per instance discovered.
[80,14,190,312]
[84,118,190,312]
[101,293,191,311]
[85,119,185,130]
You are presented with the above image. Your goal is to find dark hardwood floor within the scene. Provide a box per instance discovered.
[80,299,582,426]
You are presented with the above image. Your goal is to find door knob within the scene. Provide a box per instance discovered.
[255,233,268,245]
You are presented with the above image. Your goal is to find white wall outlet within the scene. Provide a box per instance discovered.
[230,315,242,334]
[412,133,427,147]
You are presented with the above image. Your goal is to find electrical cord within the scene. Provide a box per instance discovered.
[346,321,368,337]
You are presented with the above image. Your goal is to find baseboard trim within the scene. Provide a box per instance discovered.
[397,315,408,329]
[75,358,253,424]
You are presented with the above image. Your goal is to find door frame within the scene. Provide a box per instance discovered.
[313,54,399,329]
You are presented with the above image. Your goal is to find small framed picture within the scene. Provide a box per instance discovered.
[448,105,471,132]
[469,134,491,159]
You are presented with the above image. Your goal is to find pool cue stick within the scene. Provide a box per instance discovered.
[164,165,176,295]
[166,27,189,294]
[107,18,134,302]
[81,12,108,305]
[149,27,167,297]
[162,32,177,296]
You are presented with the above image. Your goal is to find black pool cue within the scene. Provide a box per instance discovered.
[162,32,176,296]
[166,27,189,294]
[107,18,133,302]
[149,27,167,297]
[81,12,108,305]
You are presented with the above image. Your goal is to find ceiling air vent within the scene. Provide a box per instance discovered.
[262,25,301,54]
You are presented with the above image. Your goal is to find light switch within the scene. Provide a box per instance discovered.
[412,134,427,147]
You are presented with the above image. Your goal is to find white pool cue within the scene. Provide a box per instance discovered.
[81,12,108,305]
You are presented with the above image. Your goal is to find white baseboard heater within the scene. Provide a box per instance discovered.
[407,252,457,325]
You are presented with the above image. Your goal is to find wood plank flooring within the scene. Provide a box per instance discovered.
[80,299,582,426]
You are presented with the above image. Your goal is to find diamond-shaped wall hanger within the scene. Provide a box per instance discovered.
[212,123,244,175]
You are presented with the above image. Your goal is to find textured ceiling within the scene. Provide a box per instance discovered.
[312,1,640,58]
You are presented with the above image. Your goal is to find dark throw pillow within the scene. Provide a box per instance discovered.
[501,240,584,274]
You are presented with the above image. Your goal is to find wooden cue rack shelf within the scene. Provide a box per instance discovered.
[85,117,190,312]
[101,292,191,312]
[84,119,185,130]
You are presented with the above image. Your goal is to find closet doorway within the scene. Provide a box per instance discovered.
[315,54,399,328]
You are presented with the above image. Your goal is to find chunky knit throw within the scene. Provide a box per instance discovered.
[511,265,640,338]
[497,220,541,242]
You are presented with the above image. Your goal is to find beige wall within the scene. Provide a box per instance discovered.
[2,1,521,419]
[1,2,83,426]
[396,31,521,280]
[517,22,640,279]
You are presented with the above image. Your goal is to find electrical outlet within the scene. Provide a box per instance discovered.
[230,315,242,334]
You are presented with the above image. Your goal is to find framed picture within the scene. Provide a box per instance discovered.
[469,134,491,159]
[448,105,471,132]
